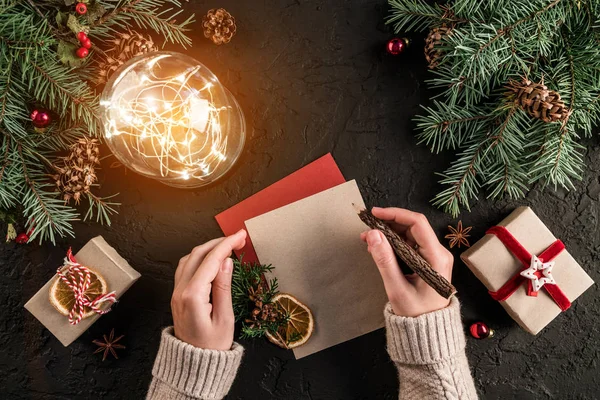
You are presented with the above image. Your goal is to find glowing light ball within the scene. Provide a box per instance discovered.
[100,52,245,188]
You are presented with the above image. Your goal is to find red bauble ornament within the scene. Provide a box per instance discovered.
[386,37,409,55]
[15,233,29,244]
[81,38,92,49]
[75,3,88,15]
[31,109,51,128]
[77,31,88,42]
[76,47,89,58]
[469,322,494,339]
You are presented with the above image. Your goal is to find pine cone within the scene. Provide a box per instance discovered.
[244,285,282,329]
[202,8,236,45]
[53,138,100,205]
[424,25,452,69]
[98,31,156,84]
[508,79,570,123]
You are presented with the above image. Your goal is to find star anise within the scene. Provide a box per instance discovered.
[92,329,125,361]
[445,220,472,248]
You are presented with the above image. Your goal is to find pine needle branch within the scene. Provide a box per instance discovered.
[92,0,194,47]
[232,258,286,340]
[17,143,78,243]
[390,0,600,215]
[0,0,193,242]
[84,192,119,225]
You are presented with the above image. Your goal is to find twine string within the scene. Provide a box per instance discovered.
[56,248,117,325]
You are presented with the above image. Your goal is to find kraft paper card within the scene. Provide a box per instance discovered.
[461,207,594,335]
[25,236,141,346]
[245,180,388,358]
[215,153,345,264]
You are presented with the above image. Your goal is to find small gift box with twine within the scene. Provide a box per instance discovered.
[25,236,141,346]
[461,207,594,335]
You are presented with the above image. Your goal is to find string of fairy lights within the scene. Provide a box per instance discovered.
[102,55,229,182]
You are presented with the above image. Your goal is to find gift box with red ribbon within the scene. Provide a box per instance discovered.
[25,236,141,346]
[461,206,594,335]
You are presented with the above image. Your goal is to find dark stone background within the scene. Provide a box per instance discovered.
[2,0,599,399]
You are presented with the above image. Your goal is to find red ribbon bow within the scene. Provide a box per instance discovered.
[486,226,571,311]
[56,248,117,325]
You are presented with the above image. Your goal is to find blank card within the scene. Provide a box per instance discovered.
[245,180,388,358]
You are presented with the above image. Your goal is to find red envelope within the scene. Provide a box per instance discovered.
[215,153,345,263]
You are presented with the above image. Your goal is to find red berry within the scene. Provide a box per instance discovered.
[76,47,89,58]
[31,109,51,128]
[15,233,29,244]
[469,322,494,339]
[76,2,88,15]
[81,38,92,49]
[77,31,88,42]
[386,37,409,55]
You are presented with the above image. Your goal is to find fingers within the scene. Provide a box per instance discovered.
[211,258,235,322]
[368,208,453,280]
[371,207,440,251]
[175,238,225,289]
[187,230,247,293]
[174,254,190,286]
[364,230,410,302]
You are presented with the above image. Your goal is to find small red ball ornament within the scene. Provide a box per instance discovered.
[75,3,88,15]
[469,322,494,339]
[31,109,51,128]
[81,38,92,49]
[77,31,88,42]
[386,37,409,55]
[76,47,89,58]
[15,233,29,244]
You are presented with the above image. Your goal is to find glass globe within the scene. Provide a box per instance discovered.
[100,51,245,188]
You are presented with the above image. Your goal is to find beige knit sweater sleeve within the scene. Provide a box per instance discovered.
[385,298,478,400]
[146,327,244,400]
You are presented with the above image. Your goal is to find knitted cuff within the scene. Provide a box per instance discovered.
[384,297,466,365]
[151,327,244,399]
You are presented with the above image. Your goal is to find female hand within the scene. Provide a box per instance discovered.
[171,230,247,350]
[360,207,454,317]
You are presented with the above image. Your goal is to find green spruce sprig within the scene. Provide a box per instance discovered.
[0,0,194,243]
[388,0,600,216]
[232,258,289,340]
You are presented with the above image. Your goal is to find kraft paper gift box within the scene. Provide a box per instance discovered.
[461,206,594,334]
[25,236,141,346]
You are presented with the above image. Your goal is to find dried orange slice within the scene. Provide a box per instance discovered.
[266,293,314,349]
[49,266,108,319]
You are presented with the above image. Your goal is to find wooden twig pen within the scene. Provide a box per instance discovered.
[358,209,457,299]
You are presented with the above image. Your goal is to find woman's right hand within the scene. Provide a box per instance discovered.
[361,207,454,317]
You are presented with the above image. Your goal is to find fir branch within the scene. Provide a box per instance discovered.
[433,138,486,217]
[37,124,87,152]
[0,57,14,123]
[485,160,528,199]
[416,101,492,152]
[0,134,17,209]
[84,192,119,225]
[27,58,100,131]
[0,0,193,242]
[528,124,584,188]
[391,0,600,215]
[17,144,78,243]
[0,135,10,183]
[478,0,562,52]
[232,258,286,340]
[387,0,445,32]
[92,0,194,47]
[232,259,276,321]
[93,0,144,26]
